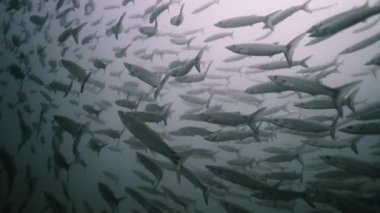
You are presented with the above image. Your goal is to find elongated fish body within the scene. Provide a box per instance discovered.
[126,110,169,125]
[245,81,291,94]
[366,52,380,66]
[297,57,339,74]
[54,115,83,137]
[204,32,233,43]
[124,63,161,88]
[98,183,125,213]
[139,21,158,37]
[169,126,212,136]
[320,155,380,178]
[301,136,363,153]
[182,166,209,204]
[206,165,273,191]
[192,0,219,14]
[264,0,312,29]
[136,152,163,188]
[118,111,186,182]
[61,59,92,92]
[0,147,17,197]
[48,80,73,97]
[215,15,265,28]
[340,122,380,134]
[112,12,126,40]
[179,94,210,105]
[204,129,253,142]
[220,200,253,213]
[251,56,311,70]
[269,75,361,116]
[227,33,305,65]
[269,118,332,135]
[30,13,49,26]
[294,92,357,111]
[227,43,286,56]
[161,186,190,210]
[150,0,172,23]
[309,4,380,37]
[171,3,185,26]
[340,32,380,55]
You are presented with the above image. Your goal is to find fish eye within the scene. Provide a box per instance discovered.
[325,156,330,160]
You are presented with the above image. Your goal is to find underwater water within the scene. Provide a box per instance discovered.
[1,0,380,212]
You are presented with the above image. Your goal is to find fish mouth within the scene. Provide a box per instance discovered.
[225,45,235,52]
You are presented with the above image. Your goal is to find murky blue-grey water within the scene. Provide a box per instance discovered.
[1,0,380,212]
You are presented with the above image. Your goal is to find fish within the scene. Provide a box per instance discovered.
[30,12,49,27]
[169,126,212,136]
[249,55,312,71]
[124,62,161,88]
[263,0,312,30]
[340,31,380,55]
[43,191,67,213]
[192,0,219,14]
[48,80,73,97]
[170,3,185,26]
[124,186,164,213]
[340,122,380,135]
[150,0,174,23]
[98,182,125,213]
[161,186,190,210]
[61,59,92,93]
[308,2,380,38]
[16,110,33,153]
[301,136,363,154]
[320,155,380,178]
[118,111,189,182]
[204,32,233,43]
[103,171,120,185]
[215,15,266,28]
[226,33,306,65]
[0,147,17,197]
[136,152,163,188]
[268,75,361,117]
[206,165,275,192]
[111,12,126,40]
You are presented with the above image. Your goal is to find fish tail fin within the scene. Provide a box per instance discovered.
[296,153,304,166]
[346,88,359,112]
[206,93,213,109]
[95,108,104,118]
[174,152,192,183]
[80,72,92,93]
[135,95,143,111]
[194,46,207,72]
[64,80,73,97]
[186,36,196,49]
[162,103,172,126]
[155,70,173,99]
[263,10,280,30]
[333,80,361,117]
[350,135,363,154]
[202,186,210,205]
[71,22,87,44]
[285,33,306,66]
[330,114,339,139]
[249,107,266,126]
[300,55,312,68]
[303,0,313,13]
[372,68,378,79]
[115,197,125,213]
[249,157,256,169]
